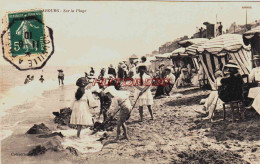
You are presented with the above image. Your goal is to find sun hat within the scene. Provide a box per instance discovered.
[182,68,188,72]
[214,70,223,78]
[76,77,88,87]
[224,60,239,69]
[252,55,260,61]
[104,86,118,97]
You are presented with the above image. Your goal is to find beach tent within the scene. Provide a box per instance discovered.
[171,47,199,71]
[243,26,260,68]
[177,38,210,71]
[198,34,251,88]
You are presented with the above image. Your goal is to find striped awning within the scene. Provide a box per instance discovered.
[178,38,209,48]
[171,47,187,57]
[185,39,209,56]
[198,34,250,56]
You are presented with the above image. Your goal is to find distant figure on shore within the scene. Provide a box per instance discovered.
[39,75,44,83]
[90,67,95,76]
[58,70,64,85]
[108,64,116,77]
[218,22,223,35]
[24,75,31,84]
[30,75,34,81]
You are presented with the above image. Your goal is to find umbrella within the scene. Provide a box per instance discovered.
[171,47,187,57]
[178,38,209,48]
[197,34,250,56]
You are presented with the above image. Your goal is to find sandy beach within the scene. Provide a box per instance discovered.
[1,84,260,164]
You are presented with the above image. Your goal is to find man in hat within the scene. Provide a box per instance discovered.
[218,61,244,103]
[58,70,64,85]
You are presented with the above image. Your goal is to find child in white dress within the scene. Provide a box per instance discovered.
[70,87,93,138]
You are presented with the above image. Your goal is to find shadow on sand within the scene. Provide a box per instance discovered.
[188,109,260,142]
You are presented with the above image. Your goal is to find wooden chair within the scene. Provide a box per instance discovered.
[222,100,244,122]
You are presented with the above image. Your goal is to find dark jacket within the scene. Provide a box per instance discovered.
[219,74,244,103]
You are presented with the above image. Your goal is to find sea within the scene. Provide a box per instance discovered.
[0,64,106,153]
[0,64,95,116]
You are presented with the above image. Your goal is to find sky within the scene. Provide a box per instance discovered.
[0,1,260,68]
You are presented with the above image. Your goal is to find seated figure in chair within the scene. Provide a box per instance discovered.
[218,61,244,103]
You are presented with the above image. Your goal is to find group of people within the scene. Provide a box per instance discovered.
[68,54,260,140]
[70,61,154,140]
[24,75,44,84]
[200,56,260,121]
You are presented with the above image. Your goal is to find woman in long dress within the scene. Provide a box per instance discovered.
[70,87,93,138]
[133,63,154,122]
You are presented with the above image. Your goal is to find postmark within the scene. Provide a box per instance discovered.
[1,9,54,70]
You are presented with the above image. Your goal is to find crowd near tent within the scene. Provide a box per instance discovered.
[197,34,252,89]
[243,25,260,67]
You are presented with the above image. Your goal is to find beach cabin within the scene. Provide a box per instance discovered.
[197,34,252,89]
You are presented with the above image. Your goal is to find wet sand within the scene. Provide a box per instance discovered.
[1,85,260,163]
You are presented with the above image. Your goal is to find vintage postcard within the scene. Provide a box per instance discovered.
[0,0,260,164]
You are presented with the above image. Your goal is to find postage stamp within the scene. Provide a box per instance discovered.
[1,9,54,70]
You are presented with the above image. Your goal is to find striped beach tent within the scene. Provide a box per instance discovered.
[198,34,251,89]
[178,38,209,71]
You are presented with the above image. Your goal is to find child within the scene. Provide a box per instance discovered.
[70,87,93,138]
[104,86,131,140]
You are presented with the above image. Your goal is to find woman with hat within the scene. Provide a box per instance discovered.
[104,86,131,140]
[249,55,260,85]
[70,77,94,138]
[246,56,260,114]
[133,63,154,122]
[164,66,176,96]
[218,60,244,103]
[108,64,116,78]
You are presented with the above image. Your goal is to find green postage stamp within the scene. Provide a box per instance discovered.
[1,9,54,70]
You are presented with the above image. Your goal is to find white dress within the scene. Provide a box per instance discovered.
[70,90,93,126]
[133,73,154,106]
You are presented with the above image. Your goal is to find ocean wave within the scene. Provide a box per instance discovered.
[0,73,83,117]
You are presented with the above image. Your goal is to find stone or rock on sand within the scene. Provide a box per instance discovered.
[28,138,64,156]
[53,108,77,129]
[28,145,47,156]
[173,149,250,164]
[66,146,79,156]
[26,123,51,134]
